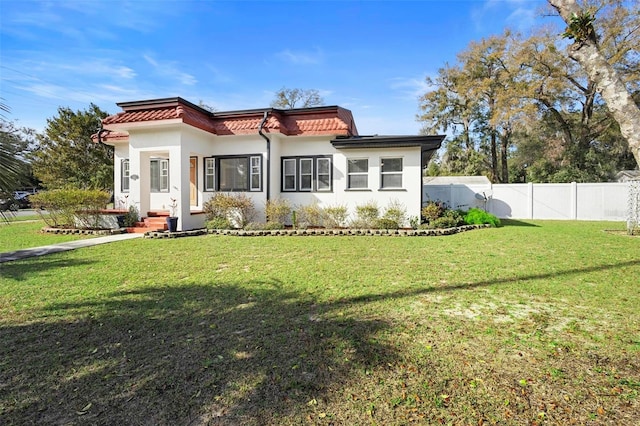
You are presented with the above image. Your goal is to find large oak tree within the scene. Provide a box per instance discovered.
[548,0,640,168]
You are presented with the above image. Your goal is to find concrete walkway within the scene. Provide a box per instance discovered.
[0,233,143,263]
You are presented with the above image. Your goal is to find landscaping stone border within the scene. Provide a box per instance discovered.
[42,224,490,239]
[203,224,489,237]
[42,227,127,236]
[144,229,208,239]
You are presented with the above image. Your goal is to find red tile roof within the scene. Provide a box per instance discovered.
[99,97,358,142]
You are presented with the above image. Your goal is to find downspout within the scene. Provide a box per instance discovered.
[258,111,271,202]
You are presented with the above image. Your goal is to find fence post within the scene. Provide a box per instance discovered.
[571,182,577,220]
[528,182,534,219]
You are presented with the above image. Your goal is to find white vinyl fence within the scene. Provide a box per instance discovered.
[423,182,630,221]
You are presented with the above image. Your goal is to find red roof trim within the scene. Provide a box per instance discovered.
[100,98,358,142]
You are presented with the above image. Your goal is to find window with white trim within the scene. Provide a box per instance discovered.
[283,158,296,191]
[317,157,331,191]
[299,158,313,191]
[150,158,169,192]
[207,155,262,192]
[204,157,215,191]
[121,159,130,192]
[281,156,332,192]
[250,156,261,191]
[380,157,403,189]
[347,158,368,189]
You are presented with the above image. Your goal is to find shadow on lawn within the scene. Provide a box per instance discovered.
[2,258,638,424]
[0,280,397,425]
[0,257,97,281]
[337,258,640,306]
[500,219,540,227]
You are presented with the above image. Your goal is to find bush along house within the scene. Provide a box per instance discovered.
[96,97,444,231]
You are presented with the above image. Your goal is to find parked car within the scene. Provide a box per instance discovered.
[0,191,32,211]
[14,192,32,209]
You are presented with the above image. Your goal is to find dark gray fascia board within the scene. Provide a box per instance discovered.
[116,97,213,116]
[331,135,444,151]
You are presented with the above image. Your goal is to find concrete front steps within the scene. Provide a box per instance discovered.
[126,211,169,233]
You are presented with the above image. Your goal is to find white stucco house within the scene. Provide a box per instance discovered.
[97,97,444,231]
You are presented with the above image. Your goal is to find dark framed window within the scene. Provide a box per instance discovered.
[204,155,262,192]
[121,159,130,192]
[380,157,403,189]
[204,157,215,191]
[150,158,169,192]
[250,156,261,191]
[281,156,333,192]
[347,158,368,189]
[283,158,296,191]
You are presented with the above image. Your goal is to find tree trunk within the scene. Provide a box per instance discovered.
[548,0,640,168]
[500,129,510,183]
[490,130,499,182]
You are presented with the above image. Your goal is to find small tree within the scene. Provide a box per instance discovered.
[271,87,325,109]
[30,104,113,190]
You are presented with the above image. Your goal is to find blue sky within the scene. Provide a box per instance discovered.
[1,0,552,135]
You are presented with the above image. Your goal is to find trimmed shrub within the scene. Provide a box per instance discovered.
[29,189,110,229]
[421,201,446,223]
[207,217,233,230]
[382,199,407,228]
[323,204,348,228]
[352,201,380,228]
[265,198,291,226]
[464,208,501,227]
[298,202,324,228]
[376,218,399,229]
[409,215,420,230]
[123,205,139,227]
[443,208,466,226]
[429,216,460,229]
[243,221,284,230]
[264,221,285,230]
[203,193,256,228]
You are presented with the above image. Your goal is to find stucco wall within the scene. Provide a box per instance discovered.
[112,126,425,230]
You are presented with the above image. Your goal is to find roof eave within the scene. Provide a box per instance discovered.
[330,135,445,150]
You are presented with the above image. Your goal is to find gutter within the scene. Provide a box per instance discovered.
[258,111,271,202]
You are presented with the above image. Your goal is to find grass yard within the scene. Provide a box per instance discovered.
[0,220,95,253]
[0,220,638,425]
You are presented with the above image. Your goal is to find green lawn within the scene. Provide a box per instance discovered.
[0,220,96,253]
[0,220,638,425]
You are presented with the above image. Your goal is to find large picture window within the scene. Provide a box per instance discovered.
[121,159,130,192]
[281,156,332,192]
[150,158,169,192]
[204,155,262,192]
[380,157,403,189]
[347,158,368,189]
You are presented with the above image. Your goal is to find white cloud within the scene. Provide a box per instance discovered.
[276,48,323,65]
[389,75,435,101]
[472,0,544,33]
[143,54,197,86]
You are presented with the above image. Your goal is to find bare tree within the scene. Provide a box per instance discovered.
[548,0,640,168]
[271,87,325,109]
